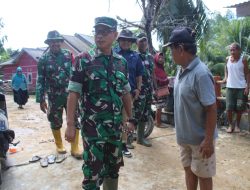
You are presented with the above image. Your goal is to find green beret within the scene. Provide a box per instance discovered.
[94,16,117,31]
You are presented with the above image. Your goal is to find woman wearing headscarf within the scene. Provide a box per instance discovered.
[11,66,29,109]
[153,52,169,127]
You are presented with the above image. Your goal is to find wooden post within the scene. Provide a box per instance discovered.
[213,76,221,109]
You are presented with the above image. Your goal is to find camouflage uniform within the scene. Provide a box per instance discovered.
[133,52,154,122]
[36,49,79,129]
[68,48,130,190]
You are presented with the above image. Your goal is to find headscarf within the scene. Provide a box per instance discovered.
[16,66,22,73]
[154,52,169,87]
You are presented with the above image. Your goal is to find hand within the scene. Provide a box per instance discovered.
[199,139,214,159]
[244,87,249,96]
[134,89,140,100]
[65,126,76,143]
[40,101,48,113]
[126,122,135,133]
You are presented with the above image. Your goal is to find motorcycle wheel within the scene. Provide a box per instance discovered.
[144,115,154,138]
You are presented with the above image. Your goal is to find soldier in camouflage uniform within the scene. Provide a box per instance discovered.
[65,17,135,190]
[36,30,81,159]
[135,33,154,147]
[114,29,144,157]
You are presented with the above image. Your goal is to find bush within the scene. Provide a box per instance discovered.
[210,62,225,78]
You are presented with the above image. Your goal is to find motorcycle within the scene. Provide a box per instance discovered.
[0,80,15,185]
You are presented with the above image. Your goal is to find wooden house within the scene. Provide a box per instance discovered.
[0,48,45,92]
[0,33,94,92]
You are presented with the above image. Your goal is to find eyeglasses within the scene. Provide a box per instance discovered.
[93,29,114,36]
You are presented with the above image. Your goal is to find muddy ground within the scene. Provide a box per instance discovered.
[1,95,250,190]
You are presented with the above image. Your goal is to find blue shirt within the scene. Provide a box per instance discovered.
[174,57,218,145]
[11,73,27,91]
[114,47,144,92]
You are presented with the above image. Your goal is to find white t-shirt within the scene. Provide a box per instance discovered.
[226,56,247,88]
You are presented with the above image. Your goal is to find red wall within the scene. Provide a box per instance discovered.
[3,52,37,92]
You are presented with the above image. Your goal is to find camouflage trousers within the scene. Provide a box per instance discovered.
[82,136,124,190]
[47,95,80,130]
[133,92,152,122]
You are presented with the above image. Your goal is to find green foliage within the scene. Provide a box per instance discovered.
[164,50,177,76]
[0,18,7,51]
[209,62,225,78]
[198,12,250,69]
[0,18,9,62]
[155,0,208,75]
[156,0,208,45]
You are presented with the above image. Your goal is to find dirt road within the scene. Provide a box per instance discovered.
[1,95,250,190]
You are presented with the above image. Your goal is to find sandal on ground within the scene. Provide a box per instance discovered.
[55,154,67,163]
[234,127,240,133]
[40,157,48,168]
[226,126,234,133]
[157,124,168,128]
[29,155,42,163]
[47,154,56,164]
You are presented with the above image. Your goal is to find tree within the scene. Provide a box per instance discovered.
[156,0,209,76]
[116,0,208,55]
[198,11,250,77]
[117,0,169,53]
[199,12,250,65]
[0,18,9,62]
[157,0,208,45]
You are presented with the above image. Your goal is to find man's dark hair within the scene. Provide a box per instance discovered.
[183,43,197,55]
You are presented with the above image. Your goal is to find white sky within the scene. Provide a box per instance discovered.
[0,0,246,50]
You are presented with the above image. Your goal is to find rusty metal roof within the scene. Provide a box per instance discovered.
[0,48,45,67]
[75,33,94,47]
[62,34,93,53]
[227,0,250,8]
[226,0,250,17]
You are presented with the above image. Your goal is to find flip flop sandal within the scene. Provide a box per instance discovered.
[40,157,48,168]
[29,155,42,163]
[47,154,56,164]
[234,127,240,133]
[55,154,67,163]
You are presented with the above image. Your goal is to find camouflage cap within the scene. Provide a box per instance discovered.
[117,29,137,42]
[94,16,117,31]
[44,30,64,44]
[137,33,147,41]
